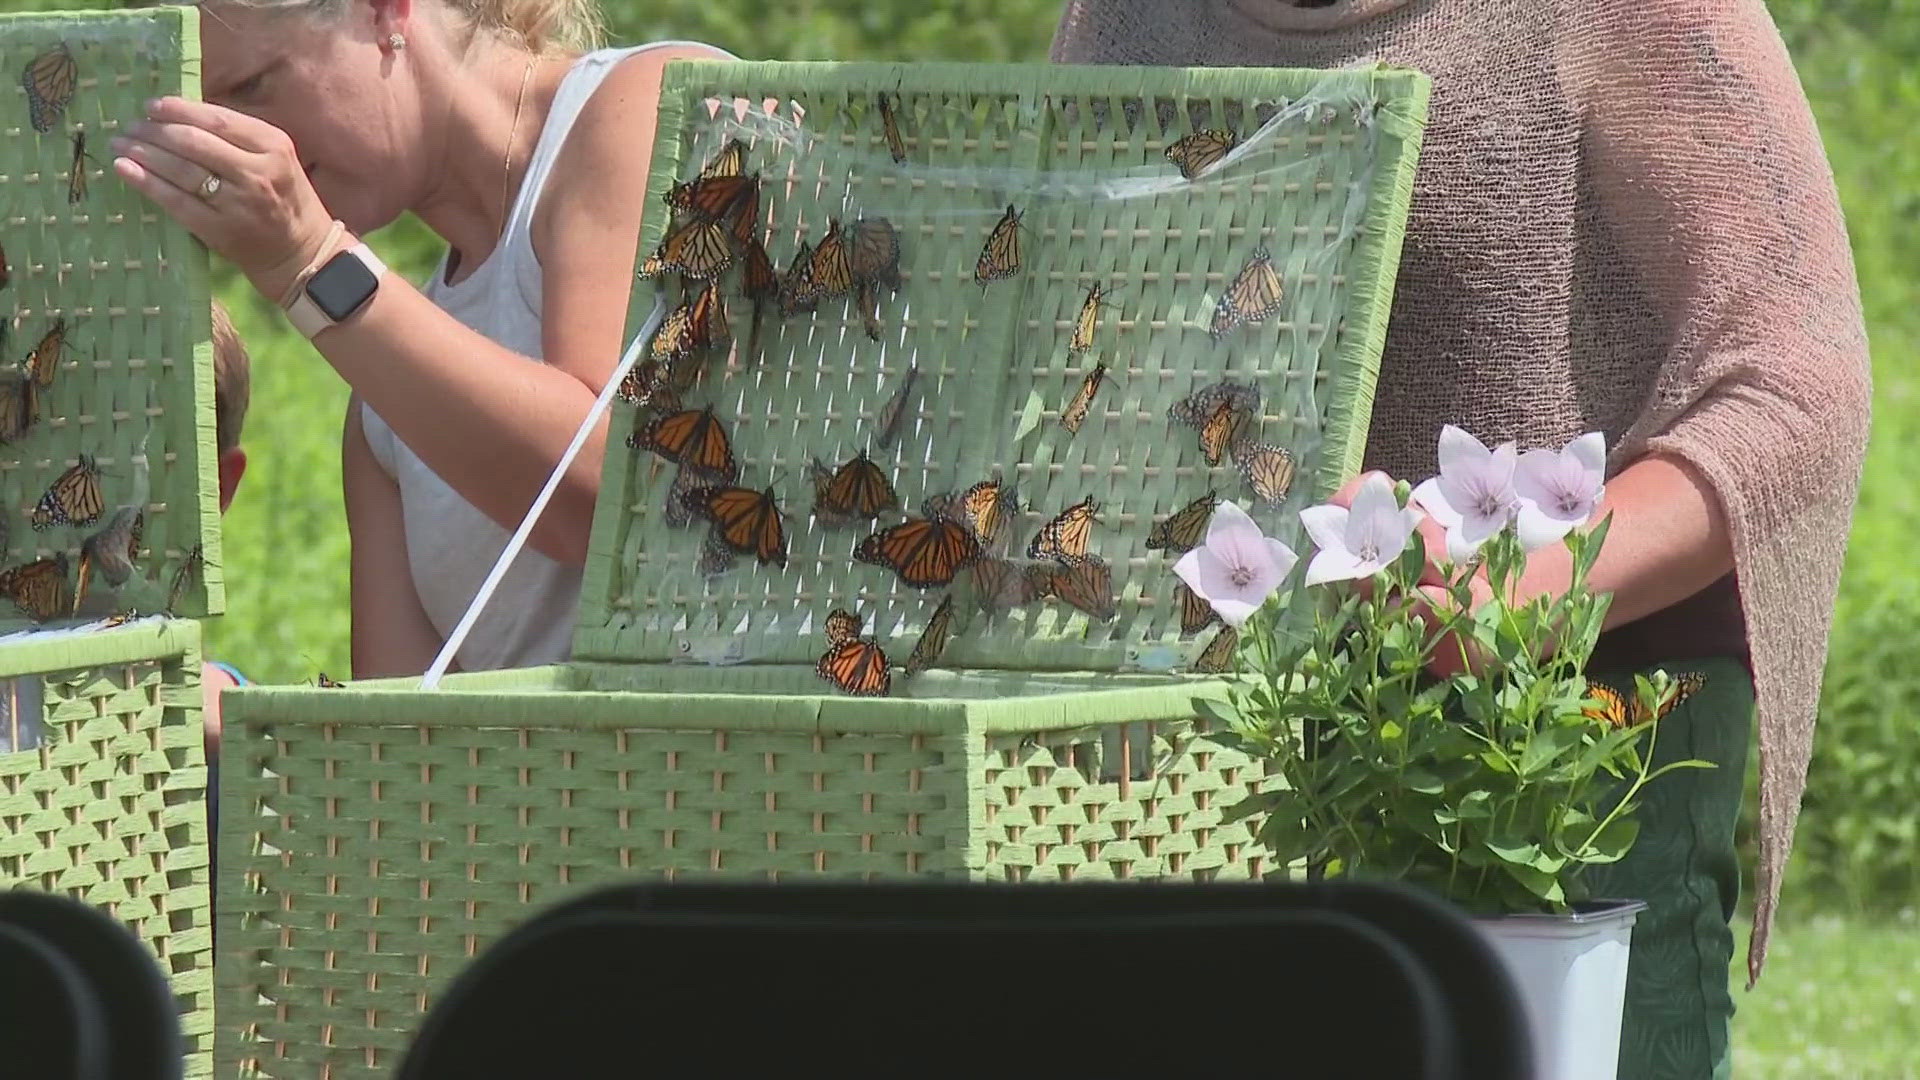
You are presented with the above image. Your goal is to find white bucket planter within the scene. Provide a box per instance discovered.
[1474,900,1646,1080]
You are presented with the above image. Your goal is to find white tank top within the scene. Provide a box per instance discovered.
[362,42,725,671]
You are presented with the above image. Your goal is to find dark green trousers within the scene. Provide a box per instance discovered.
[1583,656,1753,1080]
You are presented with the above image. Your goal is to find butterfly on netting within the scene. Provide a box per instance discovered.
[665,172,758,223]
[684,484,787,568]
[876,91,908,164]
[696,529,738,577]
[1582,672,1708,730]
[0,373,37,444]
[67,131,92,204]
[1192,625,1240,674]
[1,554,72,623]
[1068,282,1119,357]
[778,239,819,317]
[1164,128,1239,180]
[699,138,748,180]
[75,506,141,613]
[808,219,856,300]
[817,607,891,697]
[1210,247,1286,339]
[1171,381,1260,466]
[630,406,738,481]
[1174,580,1221,636]
[1146,491,1219,555]
[925,476,1016,549]
[855,515,982,589]
[966,556,1043,617]
[163,543,203,615]
[616,361,682,415]
[648,282,727,368]
[653,218,734,280]
[1060,364,1107,435]
[975,204,1023,285]
[25,318,67,389]
[1026,496,1098,565]
[21,43,77,134]
[1032,555,1115,622]
[1234,442,1297,505]
[663,463,730,529]
[875,364,920,449]
[32,455,104,530]
[903,593,955,678]
[810,450,898,525]
[849,217,902,292]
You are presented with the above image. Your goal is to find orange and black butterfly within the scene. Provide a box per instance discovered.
[25,318,66,389]
[632,406,738,480]
[1174,580,1220,636]
[876,92,907,164]
[855,280,884,342]
[21,43,77,134]
[849,217,902,291]
[925,477,1015,549]
[811,451,898,524]
[1200,398,1253,467]
[903,593,955,678]
[1192,625,1240,674]
[728,178,761,247]
[316,673,346,688]
[665,172,757,223]
[1060,364,1107,435]
[1582,673,1708,729]
[663,463,730,529]
[1234,442,1297,505]
[685,484,787,568]
[808,219,856,299]
[1146,491,1218,555]
[1026,496,1097,565]
[74,506,141,613]
[656,218,734,280]
[1068,282,1115,357]
[696,530,738,577]
[699,138,748,180]
[67,131,90,204]
[741,236,779,301]
[967,557,1042,617]
[1165,128,1239,180]
[617,361,682,414]
[778,239,819,317]
[1,554,72,622]
[0,373,36,444]
[975,204,1023,285]
[33,454,103,530]
[649,283,726,367]
[164,543,203,615]
[1034,555,1115,622]
[855,516,982,589]
[817,607,891,697]
[1170,381,1260,431]
[1210,247,1285,339]
[875,364,919,449]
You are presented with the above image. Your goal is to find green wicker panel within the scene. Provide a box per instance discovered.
[0,617,211,1078]
[216,676,1273,1078]
[576,61,1428,676]
[0,8,221,625]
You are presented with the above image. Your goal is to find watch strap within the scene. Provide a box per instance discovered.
[285,242,387,340]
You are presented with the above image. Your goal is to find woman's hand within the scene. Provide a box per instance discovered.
[111,96,338,302]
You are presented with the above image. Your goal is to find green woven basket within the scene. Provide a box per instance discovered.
[219,60,1428,1078]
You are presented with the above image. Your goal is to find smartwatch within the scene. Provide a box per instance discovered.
[285,242,387,339]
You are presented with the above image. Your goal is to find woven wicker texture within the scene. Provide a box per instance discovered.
[575,61,1427,678]
[216,673,1269,1078]
[0,618,212,1077]
[0,9,221,626]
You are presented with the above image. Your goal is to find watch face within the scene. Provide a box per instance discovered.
[307,250,379,323]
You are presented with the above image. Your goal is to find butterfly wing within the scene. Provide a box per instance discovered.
[856,280,884,342]
[1234,443,1296,505]
[816,638,892,696]
[1174,580,1220,636]
[849,217,902,291]
[855,517,980,589]
[659,219,734,280]
[1165,129,1238,180]
[2,555,73,622]
[1199,399,1252,467]
[1059,364,1107,435]
[1211,248,1285,339]
[808,220,856,299]
[26,319,66,389]
[638,407,737,480]
[1146,492,1218,555]
[1044,557,1115,622]
[666,174,755,221]
[903,594,955,677]
[22,44,77,134]
[67,131,87,204]
[975,205,1022,284]
[1581,683,1634,729]
[876,364,920,449]
[1192,625,1240,674]
[1026,497,1097,563]
[695,486,785,567]
[877,93,908,164]
[779,239,818,316]
[967,557,1039,616]
[823,608,864,647]
[0,374,37,444]
[699,138,747,180]
[741,236,779,301]
[1069,283,1105,356]
[32,456,102,530]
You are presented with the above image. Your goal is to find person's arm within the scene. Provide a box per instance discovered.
[344,404,445,679]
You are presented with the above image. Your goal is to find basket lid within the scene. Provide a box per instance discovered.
[0,8,221,632]
[575,61,1430,679]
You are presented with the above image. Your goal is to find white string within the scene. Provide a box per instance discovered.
[419,294,668,689]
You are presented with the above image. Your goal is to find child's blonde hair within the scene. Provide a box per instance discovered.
[211,300,250,453]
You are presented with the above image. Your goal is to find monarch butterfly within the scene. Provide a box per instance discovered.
[849,217,902,291]
[26,318,66,389]
[67,131,89,204]
[697,529,738,577]
[1068,282,1115,357]
[855,516,981,589]
[875,364,919,449]
[684,484,787,568]
[316,673,346,688]
[817,613,892,697]
[975,204,1023,285]
[1582,672,1708,729]
[1234,442,1297,505]
[1199,398,1253,467]
[1192,625,1240,674]
[0,373,36,444]
[1210,247,1285,339]
[32,454,103,530]
[876,92,907,164]
[1146,491,1219,555]
[811,451,898,524]
[903,593,955,677]
[778,239,819,317]
[967,557,1042,616]
[1026,496,1097,564]
[164,543,203,615]
[21,43,77,135]
[925,477,1015,549]
[1060,364,1107,435]
[1034,556,1115,622]
[1164,128,1239,180]
[729,178,761,247]
[665,173,757,223]
[0,554,71,622]
[740,236,779,300]
[663,464,730,529]
[656,218,734,280]
[1174,580,1220,636]
[855,280,884,343]
[699,138,748,180]
[100,609,139,628]
[617,361,682,414]
[808,219,856,299]
[74,506,141,614]
[1169,380,1260,432]
[634,406,738,480]
[649,283,727,368]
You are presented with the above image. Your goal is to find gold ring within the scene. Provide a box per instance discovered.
[198,173,221,200]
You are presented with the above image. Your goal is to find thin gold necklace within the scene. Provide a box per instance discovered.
[501,57,535,232]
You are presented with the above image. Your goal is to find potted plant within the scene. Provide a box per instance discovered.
[1183,427,1712,1080]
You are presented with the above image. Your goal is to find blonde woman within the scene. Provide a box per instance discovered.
[114,1,729,676]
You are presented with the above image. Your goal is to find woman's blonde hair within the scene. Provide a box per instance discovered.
[204,0,604,56]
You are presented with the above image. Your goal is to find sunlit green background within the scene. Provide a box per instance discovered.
[14,2,1919,1073]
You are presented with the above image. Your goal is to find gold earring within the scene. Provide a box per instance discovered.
[387,32,407,51]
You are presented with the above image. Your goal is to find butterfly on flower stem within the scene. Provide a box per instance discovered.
[817,607,891,696]
[1582,673,1708,729]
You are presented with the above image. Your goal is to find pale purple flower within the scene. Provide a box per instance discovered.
[1173,501,1298,627]
[1300,474,1426,585]
[1411,425,1520,563]
[1514,432,1608,550]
